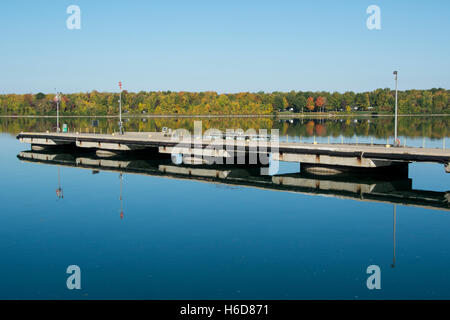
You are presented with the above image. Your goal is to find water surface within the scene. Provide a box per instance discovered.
[0,116,449,299]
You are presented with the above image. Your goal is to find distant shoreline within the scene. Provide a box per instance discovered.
[0,113,449,119]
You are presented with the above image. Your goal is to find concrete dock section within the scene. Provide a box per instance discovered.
[17,131,450,173]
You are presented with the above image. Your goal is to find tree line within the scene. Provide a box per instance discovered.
[0,88,449,116]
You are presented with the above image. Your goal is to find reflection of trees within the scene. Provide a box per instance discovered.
[1,116,448,139]
[273,117,449,139]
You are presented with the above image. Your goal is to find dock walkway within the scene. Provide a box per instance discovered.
[17,131,450,173]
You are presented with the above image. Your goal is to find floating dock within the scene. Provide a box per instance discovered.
[17,131,450,173]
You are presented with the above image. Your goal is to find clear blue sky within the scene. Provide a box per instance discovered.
[1,0,449,94]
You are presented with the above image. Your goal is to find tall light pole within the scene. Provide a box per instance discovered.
[393,71,399,146]
[54,91,61,132]
[118,81,123,135]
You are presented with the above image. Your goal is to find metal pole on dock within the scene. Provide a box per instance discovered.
[118,81,123,135]
[54,91,61,132]
[393,71,399,146]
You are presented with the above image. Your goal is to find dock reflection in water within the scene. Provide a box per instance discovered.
[17,149,449,212]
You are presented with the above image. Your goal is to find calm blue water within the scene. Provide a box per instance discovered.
[1,132,449,300]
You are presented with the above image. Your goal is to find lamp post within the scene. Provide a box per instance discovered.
[118,81,123,135]
[393,71,399,146]
[54,91,61,132]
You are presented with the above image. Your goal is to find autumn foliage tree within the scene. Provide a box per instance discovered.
[306,97,315,111]
[315,96,325,112]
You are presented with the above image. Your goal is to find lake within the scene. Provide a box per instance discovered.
[0,115,449,299]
